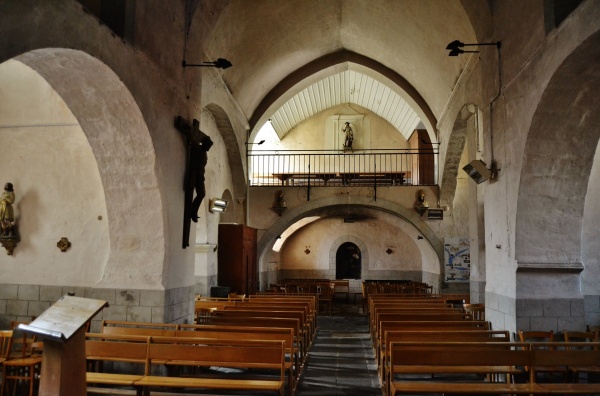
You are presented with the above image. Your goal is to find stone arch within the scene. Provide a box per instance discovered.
[329,236,368,278]
[258,195,444,279]
[515,30,600,267]
[14,48,165,289]
[248,50,438,143]
[439,104,477,207]
[203,103,246,202]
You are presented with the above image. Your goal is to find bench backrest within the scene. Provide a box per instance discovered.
[390,341,531,367]
[194,316,301,339]
[101,326,178,337]
[532,342,600,366]
[86,335,149,365]
[145,337,285,376]
[176,327,294,350]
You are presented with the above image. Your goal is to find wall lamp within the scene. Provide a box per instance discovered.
[182,58,233,69]
[245,140,265,146]
[209,198,228,213]
[446,40,501,56]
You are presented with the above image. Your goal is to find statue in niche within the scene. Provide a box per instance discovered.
[341,122,354,149]
[0,183,15,237]
[175,116,214,248]
[415,189,429,216]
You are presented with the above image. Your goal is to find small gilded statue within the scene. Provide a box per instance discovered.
[0,183,15,237]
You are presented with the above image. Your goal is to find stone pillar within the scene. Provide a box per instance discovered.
[516,262,585,333]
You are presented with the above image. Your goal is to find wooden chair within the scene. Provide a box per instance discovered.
[228,292,246,301]
[0,330,13,387]
[586,325,600,333]
[195,307,216,324]
[317,284,333,315]
[563,330,600,382]
[0,330,13,364]
[518,330,567,382]
[463,303,485,321]
[2,326,42,396]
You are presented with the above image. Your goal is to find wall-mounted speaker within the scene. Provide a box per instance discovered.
[463,160,495,184]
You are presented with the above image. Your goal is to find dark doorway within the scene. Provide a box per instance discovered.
[336,242,361,279]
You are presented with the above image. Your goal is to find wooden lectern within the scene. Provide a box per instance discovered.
[18,295,108,396]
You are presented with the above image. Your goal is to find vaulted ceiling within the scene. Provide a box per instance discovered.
[195,0,486,139]
[269,69,422,140]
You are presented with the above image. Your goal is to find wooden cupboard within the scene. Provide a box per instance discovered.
[217,224,258,295]
[408,129,435,185]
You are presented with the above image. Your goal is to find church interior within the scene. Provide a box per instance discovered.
[1,0,600,394]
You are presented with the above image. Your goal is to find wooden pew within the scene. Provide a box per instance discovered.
[193,316,305,362]
[213,309,311,352]
[532,342,600,394]
[85,334,149,394]
[135,336,286,396]
[380,331,510,396]
[228,302,316,340]
[373,312,472,341]
[389,341,537,395]
[100,320,181,336]
[370,306,461,334]
[374,320,491,355]
[248,293,319,313]
[178,325,297,396]
[388,341,600,395]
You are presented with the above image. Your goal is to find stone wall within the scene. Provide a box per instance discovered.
[0,284,195,332]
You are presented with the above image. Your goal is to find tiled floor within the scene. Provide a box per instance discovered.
[295,306,382,396]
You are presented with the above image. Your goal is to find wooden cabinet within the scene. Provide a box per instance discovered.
[217,224,258,295]
[408,129,435,185]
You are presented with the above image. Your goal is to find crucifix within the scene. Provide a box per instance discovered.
[175,116,214,248]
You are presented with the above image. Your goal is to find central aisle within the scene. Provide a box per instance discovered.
[295,310,382,396]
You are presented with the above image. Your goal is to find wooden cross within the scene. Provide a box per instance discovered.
[174,116,213,248]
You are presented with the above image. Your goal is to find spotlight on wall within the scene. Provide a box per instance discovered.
[245,140,265,146]
[446,40,501,56]
[209,198,228,213]
[182,58,233,69]
[462,159,497,184]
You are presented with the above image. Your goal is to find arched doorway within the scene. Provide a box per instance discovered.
[336,242,362,279]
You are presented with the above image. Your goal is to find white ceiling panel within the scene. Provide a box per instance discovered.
[270,70,422,140]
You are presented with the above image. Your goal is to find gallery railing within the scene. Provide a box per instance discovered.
[247,148,437,187]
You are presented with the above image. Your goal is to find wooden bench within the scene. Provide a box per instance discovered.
[85,334,149,394]
[389,341,537,395]
[370,306,462,333]
[373,312,472,341]
[178,325,298,396]
[136,336,286,396]
[374,320,491,357]
[532,342,600,394]
[193,316,305,362]
[388,341,600,395]
[227,303,316,340]
[380,331,510,396]
[213,309,311,352]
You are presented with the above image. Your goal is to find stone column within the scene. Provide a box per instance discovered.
[516,262,585,333]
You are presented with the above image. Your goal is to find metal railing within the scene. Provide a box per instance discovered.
[247,149,437,187]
